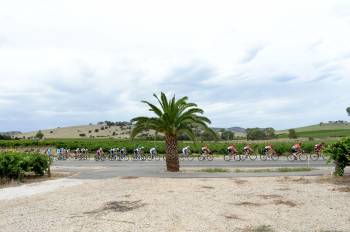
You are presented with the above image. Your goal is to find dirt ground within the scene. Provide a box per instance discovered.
[0,176,349,232]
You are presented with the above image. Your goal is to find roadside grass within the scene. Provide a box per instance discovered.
[243,225,274,232]
[235,167,314,173]
[197,168,229,173]
[196,167,314,173]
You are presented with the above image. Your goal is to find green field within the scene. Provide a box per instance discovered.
[277,129,350,138]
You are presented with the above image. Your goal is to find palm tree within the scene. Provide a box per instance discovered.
[131,92,216,172]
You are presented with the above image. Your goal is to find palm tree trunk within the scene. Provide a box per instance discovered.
[165,134,179,172]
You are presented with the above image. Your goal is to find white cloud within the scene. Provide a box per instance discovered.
[0,0,350,131]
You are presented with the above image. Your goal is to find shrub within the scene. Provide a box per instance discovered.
[94,129,99,133]
[0,152,50,180]
[35,130,44,139]
[324,137,350,176]
[79,133,86,137]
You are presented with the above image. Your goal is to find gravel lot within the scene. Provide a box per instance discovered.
[0,176,349,232]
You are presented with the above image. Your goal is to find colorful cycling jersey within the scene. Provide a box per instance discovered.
[265,145,272,150]
[314,144,322,151]
[293,144,301,149]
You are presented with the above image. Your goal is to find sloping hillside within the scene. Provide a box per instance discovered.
[277,122,350,138]
[18,124,133,139]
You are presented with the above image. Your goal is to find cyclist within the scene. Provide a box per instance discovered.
[150,147,157,158]
[314,142,325,156]
[46,148,52,157]
[201,144,211,155]
[227,144,237,157]
[263,144,273,159]
[243,144,253,155]
[134,146,144,159]
[291,142,302,160]
[182,146,191,157]
[96,147,104,159]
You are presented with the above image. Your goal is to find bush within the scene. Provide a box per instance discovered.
[324,137,350,176]
[79,133,86,137]
[35,130,44,139]
[0,152,50,180]
[94,129,99,133]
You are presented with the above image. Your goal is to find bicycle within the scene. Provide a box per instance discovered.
[132,149,146,161]
[309,152,326,161]
[287,150,307,161]
[180,151,194,161]
[235,150,257,161]
[260,149,279,161]
[147,151,160,161]
[117,149,129,161]
[198,151,214,161]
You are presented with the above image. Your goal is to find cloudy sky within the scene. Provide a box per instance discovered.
[1,0,350,132]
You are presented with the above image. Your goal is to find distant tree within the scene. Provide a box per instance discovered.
[79,133,86,137]
[35,130,44,139]
[246,128,275,140]
[220,130,235,140]
[246,128,266,140]
[347,107,350,116]
[0,134,12,140]
[264,128,276,139]
[94,129,99,133]
[288,129,298,139]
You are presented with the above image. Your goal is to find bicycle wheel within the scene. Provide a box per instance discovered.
[207,155,213,161]
[240,154,247,161]
[310,153,319,161]
[187,155,194,161]
[260,154,267,161]
[271,153,279,161]
[287,154,295,161]
[249,154,257,161]
[198,155,205,161]
[154,155,160,161]
[147,155,153,161]
[299,153,308,161]
[224,155,231,161]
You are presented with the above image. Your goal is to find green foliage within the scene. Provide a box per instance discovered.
[0,151,50,180]
[131,92,216,140]
[220,130,235,140]
[324,137,350,176]
[35,130,44,139]
[346,107,350,116]
[246,128,275,140]
[0,134,12,140]
[288,129,298,139]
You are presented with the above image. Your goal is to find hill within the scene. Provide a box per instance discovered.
[277,122,350,138]
[17,124,134,139]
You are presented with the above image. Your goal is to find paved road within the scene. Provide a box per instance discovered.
[52,158,333,179]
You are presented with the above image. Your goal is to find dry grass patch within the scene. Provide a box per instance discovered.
[120,176,139,179]
[235,201,262,207]
[273,199,297,207]
[243,225,274,232]
[332,186,350,192]
[224,214,241,220]
[257,194,282,199]
[234,179,248,185]
[85,200,146,214]
[201,185,215,189]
